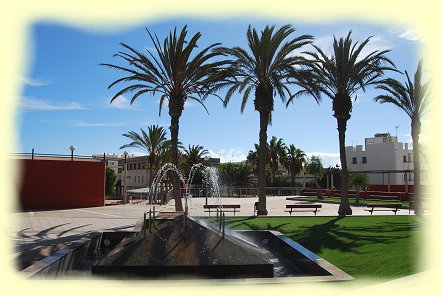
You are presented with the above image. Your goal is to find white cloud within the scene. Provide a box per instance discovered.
[389,26,421,42]
[21,76,51,86]
[305,152,341,168]
[109,95,143,110]
[311,29,397,60]
[20,97,85,110]
[184,101,196,107]
[71,120,128,127]
[208,148,247,163]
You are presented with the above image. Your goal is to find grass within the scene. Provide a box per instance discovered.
[219,215,424,282]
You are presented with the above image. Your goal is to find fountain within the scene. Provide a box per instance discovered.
[21,162,353,282]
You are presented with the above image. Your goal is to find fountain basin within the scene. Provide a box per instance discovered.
[21,215,352,282]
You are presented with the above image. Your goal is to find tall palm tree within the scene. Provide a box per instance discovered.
[268,136,286,184]
[119,124,168,186]
[102,26,227,211]
[374,60,430,215]
[296,31,397,215]
[215,24,313,215]
[284,144,307,185]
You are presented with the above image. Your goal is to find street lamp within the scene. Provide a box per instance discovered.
[123,151,128,204]
[69,145,75,161]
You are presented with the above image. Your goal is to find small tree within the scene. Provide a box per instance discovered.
[105,167,117,196]
[349,173,369,204]
[305,155,324,198]
[217,162,255,187]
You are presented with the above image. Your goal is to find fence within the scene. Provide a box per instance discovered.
[185,185,303,198]
[12,151,97,161]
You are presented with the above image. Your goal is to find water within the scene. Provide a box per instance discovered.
[146,163,185,212]
[184,163,224,216]
[147,163,286,274]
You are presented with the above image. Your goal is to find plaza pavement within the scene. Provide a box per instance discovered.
[9,196,413,270]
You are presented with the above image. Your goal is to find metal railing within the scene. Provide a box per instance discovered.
[184,185,303,198]
[12,151,97,160]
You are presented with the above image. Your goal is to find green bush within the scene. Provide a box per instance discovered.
[105,167,117,196]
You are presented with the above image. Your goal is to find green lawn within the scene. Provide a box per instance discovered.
[220,215,424,282]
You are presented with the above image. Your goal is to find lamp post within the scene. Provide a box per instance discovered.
[69,145,75,161]
[123,151,128,204]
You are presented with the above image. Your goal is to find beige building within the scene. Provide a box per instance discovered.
[345,133,414,185]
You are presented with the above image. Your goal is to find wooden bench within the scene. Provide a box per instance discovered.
[365,203,402,215]
[203,204,240,216]
[285,204,322,215]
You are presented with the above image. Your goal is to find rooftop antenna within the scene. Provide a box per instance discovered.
[395,126,399,139]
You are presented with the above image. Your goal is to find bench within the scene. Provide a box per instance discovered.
[365,203,402,215]
[203,204,240,216]
[285,204,322,215]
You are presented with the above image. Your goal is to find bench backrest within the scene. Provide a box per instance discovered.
[367,203,401,208]
[203,204,240,209]
[286,204,322,209]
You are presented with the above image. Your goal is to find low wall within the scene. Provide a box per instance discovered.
[368,184,414,193]
[19,158,105,210]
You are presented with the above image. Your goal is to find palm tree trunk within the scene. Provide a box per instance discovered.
[412,127,421,216]
[149,166,154,186]
[170,115,183,211]
[337,118,352,215]
[257,111,269,215]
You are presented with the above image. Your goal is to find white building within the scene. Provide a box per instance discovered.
[92,153,123,176]
[118,155,151,189]
[345,133,414,185]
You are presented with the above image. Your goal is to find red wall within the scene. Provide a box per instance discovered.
[19,159,105,210]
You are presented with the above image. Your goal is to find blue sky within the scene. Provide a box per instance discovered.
[18,17,421,167]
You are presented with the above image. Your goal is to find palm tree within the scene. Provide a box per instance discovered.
[297,31,397,215]
[119,124,168,186]
[305,155,324,198]
[349,173,369,204]
[374,60,430,215]
[182,144,209,168]
[247,144,260,176]
[268,136,286,184]
[102,26,227,211]
[215,24,313,215]
[284,144,307,185]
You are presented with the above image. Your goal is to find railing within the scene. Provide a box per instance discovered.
[185,185,304,198]
[12,152,97,160]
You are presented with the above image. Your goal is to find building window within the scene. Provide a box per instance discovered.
[362,157,367,164]
[403,155,407,163]
[352,157,357,164]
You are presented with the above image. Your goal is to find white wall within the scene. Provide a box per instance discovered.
[346,136,414,185]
